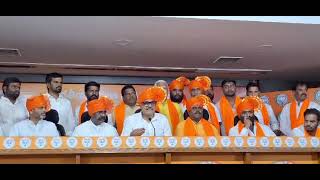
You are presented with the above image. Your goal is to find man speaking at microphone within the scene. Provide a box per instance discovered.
[121,87,172,136]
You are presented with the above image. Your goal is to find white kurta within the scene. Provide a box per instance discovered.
[9,119,59,136]
[72,120,118,137]
[75,103,114,126]
[46,93,76,136]
[229,122,276,136]
[0,96,29,136]
[121,112,172,136]
[292,125,320,137]
[254,103,279,131]
[279,100,320,136]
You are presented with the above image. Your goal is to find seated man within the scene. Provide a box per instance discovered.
[9,95,59,136]
[175,96,219,136]
[229,97,276,136]
[121,87,172,136]
[292,108,320,137]
[72,97,118,137]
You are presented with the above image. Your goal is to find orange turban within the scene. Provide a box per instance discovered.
[169,80,184,91]
[138,86,166,104]
[169,76,190,91]
[236,96,261,117]
[186,96,206,112]
[189,76,212,92]
[87,96,114,117]
[26,95,50,112]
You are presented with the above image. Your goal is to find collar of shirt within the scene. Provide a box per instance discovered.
[46,93,64,101]
[138,112,160,123]
[1,95,25,105]
[26,119,46,127]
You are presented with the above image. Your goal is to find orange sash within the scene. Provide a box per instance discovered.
[206,103,220,133]
[290,99,310,129]
[220,96,241,135]
[238,121,265,136]
[261,103,270,126]
[78,101,87,124]
[114,102,126,134]
[184,118,214,136]
[304,128,320,137]
[167,100,181,134]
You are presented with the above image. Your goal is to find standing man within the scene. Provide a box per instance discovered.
[45,72,76,136]
[246,82,281,135]
[279,82,320,136]
[112,85,140,134]
[75,81,113,126]
[0,77,28,136]
[216,80,242,136]
[155,80,184,134]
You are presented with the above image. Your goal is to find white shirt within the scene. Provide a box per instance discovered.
[46,93,76,136]
[279,100,320,136]
[292,125,320,137]
[9,119,59,136]
[255,103,279,131]
[72,120,118,137]
[0,96,29,136]
[75,103,114,126]
[121,112,172,136]
[229,122,276,137]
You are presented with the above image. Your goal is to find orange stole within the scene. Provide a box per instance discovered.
[206,103,220,132]
[304,128,320,137]
[78,101,87,124]
[290,99,310,129]
[261,103,270,126]
[156,100,181,134]
[219,96,241,135]
[238,121,265,136]
[114,102,126,134]
[184,118,215,136]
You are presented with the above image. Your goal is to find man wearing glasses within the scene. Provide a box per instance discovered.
[121,87,172,136]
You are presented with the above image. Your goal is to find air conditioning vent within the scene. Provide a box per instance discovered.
[0,48,21,57]
[213,56,243,64]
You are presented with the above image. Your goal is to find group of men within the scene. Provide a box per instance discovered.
[0,72,320,138]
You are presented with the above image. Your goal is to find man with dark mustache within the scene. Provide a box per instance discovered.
[0,77,28,136]
[76,81,114,126]
[279,82,320,136]
[292,108,320,137]
[45,72,75,136]
[175,96,219,136]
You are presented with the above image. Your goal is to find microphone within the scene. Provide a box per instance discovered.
[149,117,156,136]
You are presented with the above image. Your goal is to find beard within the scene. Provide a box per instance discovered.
[224,91,235,97]
[6,91,20,100]
[171,94,183,103]
[88,94,99,101]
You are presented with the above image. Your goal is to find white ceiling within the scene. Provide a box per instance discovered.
[0,16,320,80]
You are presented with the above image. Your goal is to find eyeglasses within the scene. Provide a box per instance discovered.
[142,101,156,107]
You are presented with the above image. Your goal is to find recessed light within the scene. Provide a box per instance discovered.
[113,39,133,46]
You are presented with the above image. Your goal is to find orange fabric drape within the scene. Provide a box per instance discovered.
[290,99,310,129]
[184,118,215,136]
[220,96,241,135]
[238,121,265,136]
[78,101,87,124]
[304,128,320,137]
[114,102,126,135]
[261,103,270,126]
[167,100,181,134]
[206,103,220,132]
